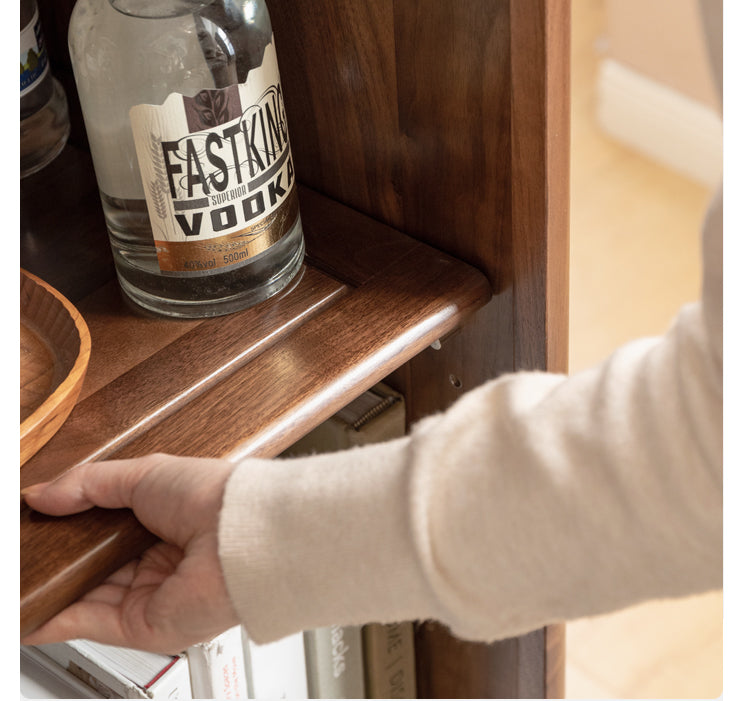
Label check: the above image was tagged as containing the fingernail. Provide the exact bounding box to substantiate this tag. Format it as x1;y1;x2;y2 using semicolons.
20;483;49;500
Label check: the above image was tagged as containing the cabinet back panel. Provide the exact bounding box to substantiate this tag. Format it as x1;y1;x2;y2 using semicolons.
268;0;513;290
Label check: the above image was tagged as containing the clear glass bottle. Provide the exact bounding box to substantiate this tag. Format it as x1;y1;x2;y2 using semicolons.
68;0;305;318
20;0;71;177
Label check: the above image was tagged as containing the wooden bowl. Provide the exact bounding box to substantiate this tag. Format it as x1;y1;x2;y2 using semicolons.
20;269;91;466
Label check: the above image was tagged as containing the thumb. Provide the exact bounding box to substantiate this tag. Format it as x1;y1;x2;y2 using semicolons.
21;458;151;516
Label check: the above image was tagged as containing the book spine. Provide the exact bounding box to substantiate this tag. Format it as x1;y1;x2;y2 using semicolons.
21;646;102;699
187;625;248;699
242;628;309;699
362;623;417;699
304;625;365;699
33;642;192;699
147;656;193;700
34;642;148;698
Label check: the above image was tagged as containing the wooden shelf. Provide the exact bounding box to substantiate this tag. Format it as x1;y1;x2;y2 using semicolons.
26;0;571;692
20;145;492;639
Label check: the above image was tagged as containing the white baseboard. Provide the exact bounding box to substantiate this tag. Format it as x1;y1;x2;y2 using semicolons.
596;58;722;188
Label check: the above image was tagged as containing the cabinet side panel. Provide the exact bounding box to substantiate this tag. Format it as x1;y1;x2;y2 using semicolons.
510;0;571;373
402;0;571;695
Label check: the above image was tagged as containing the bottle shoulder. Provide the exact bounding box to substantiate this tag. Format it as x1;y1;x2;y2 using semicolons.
20;0;37;31
69;1;274;97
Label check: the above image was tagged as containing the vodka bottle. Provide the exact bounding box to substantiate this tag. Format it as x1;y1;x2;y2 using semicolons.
68;0;305;318
20;0;70;177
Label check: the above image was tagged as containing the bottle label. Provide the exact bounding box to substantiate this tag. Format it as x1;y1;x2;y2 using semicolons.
130;39;299;276
20;8;50;97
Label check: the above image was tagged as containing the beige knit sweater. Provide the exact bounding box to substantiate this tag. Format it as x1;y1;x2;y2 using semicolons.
219;5;723;645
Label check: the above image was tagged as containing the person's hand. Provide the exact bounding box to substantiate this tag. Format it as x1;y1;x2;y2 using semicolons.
21;453;240;654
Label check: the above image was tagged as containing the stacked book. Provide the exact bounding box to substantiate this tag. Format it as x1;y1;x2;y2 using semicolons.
21;384;417;700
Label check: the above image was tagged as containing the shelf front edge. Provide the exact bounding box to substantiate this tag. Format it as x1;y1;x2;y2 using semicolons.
21;214;492;640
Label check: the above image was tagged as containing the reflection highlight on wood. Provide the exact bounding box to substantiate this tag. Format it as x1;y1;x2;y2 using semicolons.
20;179;492;639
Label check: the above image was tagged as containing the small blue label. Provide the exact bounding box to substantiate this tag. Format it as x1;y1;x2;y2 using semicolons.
20;12;49;95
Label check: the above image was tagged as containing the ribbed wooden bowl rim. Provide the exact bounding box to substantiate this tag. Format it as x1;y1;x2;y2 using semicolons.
20;269;91;464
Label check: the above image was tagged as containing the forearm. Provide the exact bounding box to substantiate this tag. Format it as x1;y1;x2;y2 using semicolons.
219;437;443;643
403;305;721;642
219;314;721;644
220;194;722;645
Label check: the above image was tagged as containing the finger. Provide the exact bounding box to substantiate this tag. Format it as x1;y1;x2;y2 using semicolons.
100;559;140;588
21;457;154;516
20;593;156;651
20;583;212;655
77;560;140;605
21;547;182;649
130;543;183;589
21;560;139;634
78;583;129;607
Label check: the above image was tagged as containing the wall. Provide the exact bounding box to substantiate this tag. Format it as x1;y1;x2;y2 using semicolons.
604;0;718;109
597;0;722;186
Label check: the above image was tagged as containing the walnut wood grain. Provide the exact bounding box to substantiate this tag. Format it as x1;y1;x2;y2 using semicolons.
27;1;569;696
414;624;550;699
545;624;567;699
20;266;348;490
20;508;158;645
20;196;492;640
509;0;571;374
74;281;201;402
106;240;491;463
268;0;513;291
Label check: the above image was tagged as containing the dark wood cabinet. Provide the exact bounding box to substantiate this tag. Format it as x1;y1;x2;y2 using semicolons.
22;1;570;696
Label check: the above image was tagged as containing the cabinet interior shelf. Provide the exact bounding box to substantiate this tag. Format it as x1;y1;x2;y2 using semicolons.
20;145;492;638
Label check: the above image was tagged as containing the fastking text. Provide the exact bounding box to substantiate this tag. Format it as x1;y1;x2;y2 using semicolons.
160;94;292;237
168;155;294;237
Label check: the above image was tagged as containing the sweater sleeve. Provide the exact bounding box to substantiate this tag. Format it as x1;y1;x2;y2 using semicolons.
219;189;722;645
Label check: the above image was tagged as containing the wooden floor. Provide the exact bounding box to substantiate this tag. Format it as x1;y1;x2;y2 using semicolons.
564;0;722;698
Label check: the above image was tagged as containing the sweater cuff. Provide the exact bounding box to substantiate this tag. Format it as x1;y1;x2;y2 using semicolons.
218;437;439;644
